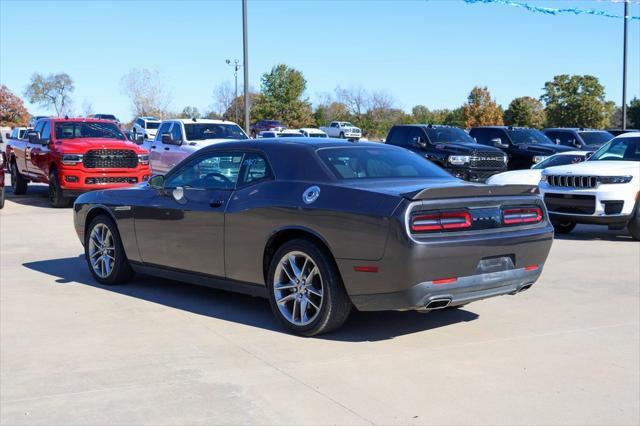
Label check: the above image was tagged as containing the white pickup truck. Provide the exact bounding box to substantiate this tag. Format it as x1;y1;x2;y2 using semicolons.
320;121;362;140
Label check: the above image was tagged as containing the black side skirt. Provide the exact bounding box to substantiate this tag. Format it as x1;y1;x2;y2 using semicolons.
130;261;268;298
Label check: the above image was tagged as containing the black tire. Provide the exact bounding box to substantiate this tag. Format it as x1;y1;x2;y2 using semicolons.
339;132;345;139
267;238;352;336
85;215;134;285
552;220;576;234
0;187;4;209
48;169;72;208
10;161;28;195
627;208;640;241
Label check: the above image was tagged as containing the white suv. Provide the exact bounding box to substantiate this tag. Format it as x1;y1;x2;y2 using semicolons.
539;132;640;239
132;116;162;140
146;119;248;174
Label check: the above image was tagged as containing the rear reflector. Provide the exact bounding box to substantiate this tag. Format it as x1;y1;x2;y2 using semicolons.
432;277;457;285
411;211;471;233
502;207;543;225
353;266;378;273
525;264;539;271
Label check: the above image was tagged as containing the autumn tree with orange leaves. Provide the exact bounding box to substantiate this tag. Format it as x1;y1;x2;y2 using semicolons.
463;86;504;128
0;85;30;127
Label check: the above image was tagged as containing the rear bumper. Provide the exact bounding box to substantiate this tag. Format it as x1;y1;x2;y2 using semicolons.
549;212;632;225
350;265;542;311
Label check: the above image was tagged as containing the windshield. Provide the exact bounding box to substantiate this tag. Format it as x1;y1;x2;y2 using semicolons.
184;123;248;141
507;129;554;145
54;122;125;140
279;132;301;138
590;137;640;162
532;153;586;169
578;131;613;145
425;127;475;144
318;146;452;180
309;133;328;138
146;122;161;129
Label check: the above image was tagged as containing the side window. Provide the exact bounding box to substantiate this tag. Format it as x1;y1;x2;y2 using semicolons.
387;127;409;146
470;129;489;145
33;120;45;136
156;122;171;142
135;119;143;127
40;121;51;141
331;122;338;128
239;153;271;186
408;127;426;144
553;132;575;146
171;123;183;143
489;129;508;144
165;152;244;190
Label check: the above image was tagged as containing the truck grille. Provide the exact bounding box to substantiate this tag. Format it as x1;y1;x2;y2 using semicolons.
547;175;598;188
544;193;596;215
85;176;138;184
469;152;506;169
83;150;138;169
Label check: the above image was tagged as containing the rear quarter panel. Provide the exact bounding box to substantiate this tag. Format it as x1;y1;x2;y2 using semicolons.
224;180;401;284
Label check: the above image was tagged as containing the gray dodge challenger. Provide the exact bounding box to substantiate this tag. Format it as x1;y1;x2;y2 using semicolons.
73;139;554;336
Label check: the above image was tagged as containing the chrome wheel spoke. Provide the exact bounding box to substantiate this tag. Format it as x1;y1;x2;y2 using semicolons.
274;282;296;291
307;286;322;297
300;297;309;322
288;255;302;278
277;293;296;305
306;297;320;311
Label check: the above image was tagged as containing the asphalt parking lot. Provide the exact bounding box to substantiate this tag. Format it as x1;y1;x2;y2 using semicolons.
1;182;639;426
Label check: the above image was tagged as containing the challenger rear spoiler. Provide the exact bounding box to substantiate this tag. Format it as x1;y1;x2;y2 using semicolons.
402;184;540;201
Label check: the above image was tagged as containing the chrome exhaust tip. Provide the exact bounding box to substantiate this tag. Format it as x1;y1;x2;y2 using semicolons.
425;298;452;310
518;283;534;293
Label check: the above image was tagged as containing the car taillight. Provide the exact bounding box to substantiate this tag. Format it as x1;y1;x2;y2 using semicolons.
411;211;471;233
502;207;543;225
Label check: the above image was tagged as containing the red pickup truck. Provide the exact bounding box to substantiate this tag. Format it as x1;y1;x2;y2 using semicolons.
5;117;150;207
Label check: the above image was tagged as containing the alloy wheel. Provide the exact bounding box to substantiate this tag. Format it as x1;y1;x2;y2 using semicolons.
273;251;324;326
88;223;115;279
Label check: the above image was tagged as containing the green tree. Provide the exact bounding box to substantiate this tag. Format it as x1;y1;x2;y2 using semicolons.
628;97;640;129
0;85;30;127
256;64;313;127
463;86;504;128
314;101;350;127
443;107;466;127
223;93;262;129
541;74;614;128
180;106;201;119
504;96;546;128
23;72;74;116
411;105;432;123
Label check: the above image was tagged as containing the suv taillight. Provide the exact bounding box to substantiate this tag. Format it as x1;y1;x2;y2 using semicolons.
502;207;542;225
411;211;471;233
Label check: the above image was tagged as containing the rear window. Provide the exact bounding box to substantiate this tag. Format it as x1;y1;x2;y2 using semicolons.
54;122;125;140
317;146;451;180
146;122;161;129
578;131;613;145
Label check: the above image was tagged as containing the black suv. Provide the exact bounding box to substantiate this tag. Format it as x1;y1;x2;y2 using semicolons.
385;125;507;181
542;128;613;151
469;126;574;170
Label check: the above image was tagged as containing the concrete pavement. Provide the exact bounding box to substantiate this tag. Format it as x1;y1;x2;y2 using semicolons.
1;184;639;425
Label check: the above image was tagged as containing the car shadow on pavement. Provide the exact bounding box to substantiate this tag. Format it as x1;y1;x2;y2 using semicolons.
23;255;479;342
554;224;635;242
3;182;62;209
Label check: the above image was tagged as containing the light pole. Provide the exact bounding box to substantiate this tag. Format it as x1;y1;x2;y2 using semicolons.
226;59;241;123
242;0;250;134
622;0;629;130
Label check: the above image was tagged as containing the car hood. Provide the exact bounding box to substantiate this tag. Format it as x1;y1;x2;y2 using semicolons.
57;138;145;153
335;178;538;200
432;142;504;155
517;143;574;155
543;160;640;176
486;169;542;186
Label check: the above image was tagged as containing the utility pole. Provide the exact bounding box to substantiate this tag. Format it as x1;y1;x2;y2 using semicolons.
242;0;250;134
622;0;629;130
225;59;241;123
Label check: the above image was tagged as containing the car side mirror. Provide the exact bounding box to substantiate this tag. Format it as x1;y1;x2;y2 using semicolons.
491;138;508;149
161;133;173;145
148;174;165;190
28;131;40;144
135;134;144;144
412;136;427;148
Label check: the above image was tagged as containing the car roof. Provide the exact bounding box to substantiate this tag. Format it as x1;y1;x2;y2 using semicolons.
543;128;611;132
299;127;325;132
553;150;590;155
163;118;240;125
139;116;161;121
614;131;640;139
49;117;119;124
198;137;382;152
471;126;534;130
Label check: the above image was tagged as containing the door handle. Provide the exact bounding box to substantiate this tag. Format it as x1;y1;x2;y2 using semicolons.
209;200;224;208
150;145;156;149
164;147;170;151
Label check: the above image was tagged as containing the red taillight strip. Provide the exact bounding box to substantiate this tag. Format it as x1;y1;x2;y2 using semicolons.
433;277;457;285
411;211;471;233
502;207;542;225
525;264;539;271
353;266;378;273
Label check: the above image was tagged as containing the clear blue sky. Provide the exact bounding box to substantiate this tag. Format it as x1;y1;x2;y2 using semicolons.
1;0;638;121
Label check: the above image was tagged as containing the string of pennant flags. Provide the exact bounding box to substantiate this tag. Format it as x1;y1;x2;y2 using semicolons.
463;0;640;20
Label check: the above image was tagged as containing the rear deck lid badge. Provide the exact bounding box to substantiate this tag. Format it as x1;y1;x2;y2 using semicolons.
302;186;320;204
